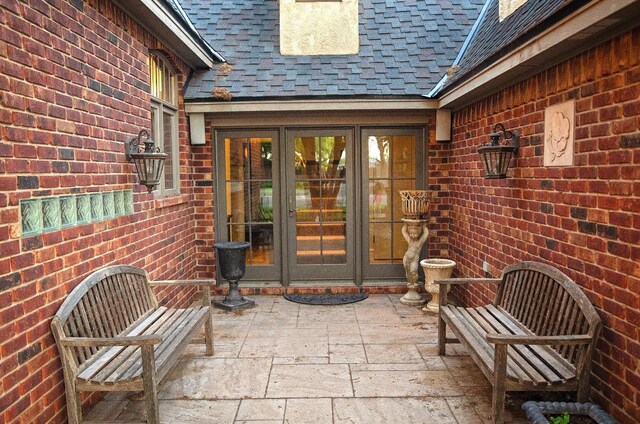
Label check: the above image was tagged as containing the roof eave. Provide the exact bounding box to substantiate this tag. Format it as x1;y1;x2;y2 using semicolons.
113;0;223;69
184;97;439;114
436;0;640;110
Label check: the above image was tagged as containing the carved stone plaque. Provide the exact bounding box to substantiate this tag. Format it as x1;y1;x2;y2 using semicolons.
544;100;575;167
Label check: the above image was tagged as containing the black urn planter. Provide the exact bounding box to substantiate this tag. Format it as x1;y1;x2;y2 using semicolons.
213;241;255;311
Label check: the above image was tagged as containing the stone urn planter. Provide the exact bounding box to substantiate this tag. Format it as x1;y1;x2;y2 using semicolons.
213;241;255;311
399;190;430;219
522;401;618;424
420;258;456;313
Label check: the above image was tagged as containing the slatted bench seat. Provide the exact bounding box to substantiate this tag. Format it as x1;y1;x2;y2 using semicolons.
51;265;214;424
436;261;601;424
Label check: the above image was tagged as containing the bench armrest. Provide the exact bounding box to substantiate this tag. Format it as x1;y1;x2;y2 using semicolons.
485;333;593;346
435;278;501;285
150;279;214;308
149;279;216;287
60;334;162;347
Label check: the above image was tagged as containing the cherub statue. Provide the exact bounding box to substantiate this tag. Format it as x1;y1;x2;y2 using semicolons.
402;221;429;288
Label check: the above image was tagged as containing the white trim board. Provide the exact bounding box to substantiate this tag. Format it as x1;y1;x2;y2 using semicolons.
185;98;439;114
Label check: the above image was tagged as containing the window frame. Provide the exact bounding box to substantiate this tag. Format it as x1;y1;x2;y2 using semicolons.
149;52;180;197
360;127;427;280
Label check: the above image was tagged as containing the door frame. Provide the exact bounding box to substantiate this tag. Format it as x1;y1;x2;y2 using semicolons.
359;127;427;281
213;128;282;282
211;114;430;286
284;127;355;283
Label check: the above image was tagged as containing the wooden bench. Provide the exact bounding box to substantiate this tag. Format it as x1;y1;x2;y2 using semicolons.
51;265;214;424
436;261;601;424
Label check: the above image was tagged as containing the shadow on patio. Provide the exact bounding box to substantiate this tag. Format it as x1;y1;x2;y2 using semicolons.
85;295;533;423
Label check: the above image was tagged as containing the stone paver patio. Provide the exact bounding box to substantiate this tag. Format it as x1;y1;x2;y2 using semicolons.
86;295;532;423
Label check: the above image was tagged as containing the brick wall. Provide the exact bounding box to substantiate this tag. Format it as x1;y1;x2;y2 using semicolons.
191;123;215;278
0;1;203;422
443;28;640;423
427;117;453;260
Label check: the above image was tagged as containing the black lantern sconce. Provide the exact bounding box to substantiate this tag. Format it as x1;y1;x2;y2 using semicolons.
477;123;520;179
125;129;167;193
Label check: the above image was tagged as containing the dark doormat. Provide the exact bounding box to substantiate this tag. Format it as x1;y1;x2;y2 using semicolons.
283;292;368;305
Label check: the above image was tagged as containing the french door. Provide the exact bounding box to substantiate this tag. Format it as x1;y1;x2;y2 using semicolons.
214;126;424;285
286;129;354;282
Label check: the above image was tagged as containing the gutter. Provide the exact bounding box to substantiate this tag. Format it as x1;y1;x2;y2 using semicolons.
436;0;640;109
113;0;224;69
164;0;225;62
425;0;492;99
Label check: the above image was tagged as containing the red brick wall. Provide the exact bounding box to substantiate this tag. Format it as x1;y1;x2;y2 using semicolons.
427;117;453;260
0;1;202;422
191;122;215;278
443;28;640;423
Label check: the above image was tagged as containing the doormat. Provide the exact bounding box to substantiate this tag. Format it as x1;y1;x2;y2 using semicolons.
283;292;368;305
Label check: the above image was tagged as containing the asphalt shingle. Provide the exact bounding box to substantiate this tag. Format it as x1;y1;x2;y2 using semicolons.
179;0;485;101
441;0;583;93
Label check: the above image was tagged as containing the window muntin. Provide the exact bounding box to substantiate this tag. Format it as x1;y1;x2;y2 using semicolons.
367;134;418;264
224;136;275;265
149;53;177;104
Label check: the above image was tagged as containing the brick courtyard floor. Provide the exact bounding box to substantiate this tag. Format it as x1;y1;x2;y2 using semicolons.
86;294;534;423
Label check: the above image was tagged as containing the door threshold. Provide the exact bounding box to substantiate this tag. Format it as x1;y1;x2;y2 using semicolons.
211;281;411;295
229;280;408;288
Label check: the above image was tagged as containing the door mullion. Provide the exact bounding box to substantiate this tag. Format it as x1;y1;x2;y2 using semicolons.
280;127;290;286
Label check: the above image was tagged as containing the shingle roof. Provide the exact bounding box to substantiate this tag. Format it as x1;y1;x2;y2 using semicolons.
179;0;485;101
438;0;585;95
162;0;225;62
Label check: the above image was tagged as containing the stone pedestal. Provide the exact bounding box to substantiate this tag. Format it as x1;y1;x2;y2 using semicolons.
421;258;456;313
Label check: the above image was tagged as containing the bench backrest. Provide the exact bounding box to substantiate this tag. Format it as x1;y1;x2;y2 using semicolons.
495;262;601;367
51;265;158;367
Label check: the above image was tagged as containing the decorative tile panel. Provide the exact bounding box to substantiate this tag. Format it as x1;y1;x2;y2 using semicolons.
76;195;91;223
20;190;136;237
124;190;134;214
103;192;115;218
61;196;77;227
114;191;124;216
21;199;43;236
42;198;61;231
90;193;104;221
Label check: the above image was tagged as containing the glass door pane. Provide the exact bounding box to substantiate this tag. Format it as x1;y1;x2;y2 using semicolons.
362;129;425;279
287;130;353;282
215;130;280;281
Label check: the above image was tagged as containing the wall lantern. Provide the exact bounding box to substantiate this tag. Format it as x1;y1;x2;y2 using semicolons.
478;123;520;179
125;129;167;193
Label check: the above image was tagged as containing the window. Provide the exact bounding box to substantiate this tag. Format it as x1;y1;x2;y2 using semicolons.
149;52;179;196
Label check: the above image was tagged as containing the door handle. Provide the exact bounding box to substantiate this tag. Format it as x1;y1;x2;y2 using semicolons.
288;195;295;217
